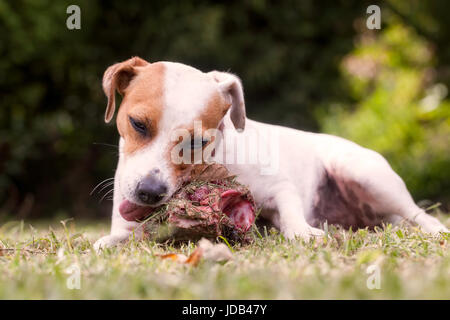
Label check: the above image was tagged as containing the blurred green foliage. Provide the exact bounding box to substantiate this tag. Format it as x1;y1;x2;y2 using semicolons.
0;0;449;218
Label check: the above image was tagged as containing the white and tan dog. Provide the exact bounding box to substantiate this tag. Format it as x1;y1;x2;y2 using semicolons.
94;57;448;250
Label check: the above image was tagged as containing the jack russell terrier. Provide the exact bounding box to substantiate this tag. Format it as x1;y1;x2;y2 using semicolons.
94;57;448;250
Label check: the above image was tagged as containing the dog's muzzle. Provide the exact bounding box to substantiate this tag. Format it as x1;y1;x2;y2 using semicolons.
136;175;168;205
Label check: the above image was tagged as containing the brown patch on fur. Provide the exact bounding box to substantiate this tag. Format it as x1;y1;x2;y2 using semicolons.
163;137;192;193
103;57;149;122
346;186;358;203
167;91;230;187
363;203;375;220
116;62;165;155
197;91;230;130
311;171;383;230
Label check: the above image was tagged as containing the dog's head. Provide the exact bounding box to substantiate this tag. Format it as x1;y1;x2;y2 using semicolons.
102;57;245;207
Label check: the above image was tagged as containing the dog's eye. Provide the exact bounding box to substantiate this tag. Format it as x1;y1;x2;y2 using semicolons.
129;116;147;135
191;138;209;149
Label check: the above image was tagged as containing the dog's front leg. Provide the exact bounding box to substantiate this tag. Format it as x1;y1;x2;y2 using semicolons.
93;178;143;251
93;218;142;251
274;183;324;241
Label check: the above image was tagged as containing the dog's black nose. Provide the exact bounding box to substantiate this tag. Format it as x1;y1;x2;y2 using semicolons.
136;176;167;205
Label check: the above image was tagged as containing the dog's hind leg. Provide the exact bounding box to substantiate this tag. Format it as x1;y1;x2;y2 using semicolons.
334;149;448;234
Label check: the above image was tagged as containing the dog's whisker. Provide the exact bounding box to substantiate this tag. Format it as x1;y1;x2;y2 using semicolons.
97;181;115;195
93;142;118;149
91;177;114;193
99;188;114;203
90;178;114;195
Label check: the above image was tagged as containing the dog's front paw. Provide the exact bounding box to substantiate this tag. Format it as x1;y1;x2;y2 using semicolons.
93;234;127;252
282;225;325;241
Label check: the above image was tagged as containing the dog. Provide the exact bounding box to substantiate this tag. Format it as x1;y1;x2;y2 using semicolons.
94;57;448;250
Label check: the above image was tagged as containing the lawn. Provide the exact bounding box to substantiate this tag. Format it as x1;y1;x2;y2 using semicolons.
0;212;449;299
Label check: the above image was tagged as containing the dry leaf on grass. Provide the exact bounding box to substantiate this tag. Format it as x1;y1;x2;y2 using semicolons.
197;238;233;262
184;247;203;266
155;253;188;263
155;238;233;266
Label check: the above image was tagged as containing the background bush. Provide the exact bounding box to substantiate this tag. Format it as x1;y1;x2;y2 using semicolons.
0;0;449;220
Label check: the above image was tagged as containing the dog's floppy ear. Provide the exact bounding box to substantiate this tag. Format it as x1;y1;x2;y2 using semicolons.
208;71;246;132
102;57;149;123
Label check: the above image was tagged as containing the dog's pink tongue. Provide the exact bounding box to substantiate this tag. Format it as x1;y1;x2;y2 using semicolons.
119;200;153;222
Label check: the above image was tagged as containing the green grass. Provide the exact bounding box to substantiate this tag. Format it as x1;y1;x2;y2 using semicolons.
0;213;449;299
